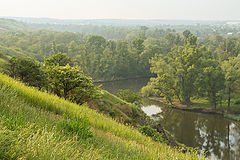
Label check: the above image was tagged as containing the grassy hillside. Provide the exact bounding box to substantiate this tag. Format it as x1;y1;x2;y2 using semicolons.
0;73;205;159
88;90;146;125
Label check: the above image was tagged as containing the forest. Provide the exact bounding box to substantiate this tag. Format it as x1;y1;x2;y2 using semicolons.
0;18;240;110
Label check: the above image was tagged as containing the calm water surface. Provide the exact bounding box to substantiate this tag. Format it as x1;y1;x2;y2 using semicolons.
98;78;240;160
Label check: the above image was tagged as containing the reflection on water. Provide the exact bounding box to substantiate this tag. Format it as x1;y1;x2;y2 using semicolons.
99;78;240;160
141;105;163;121
142;99;240;160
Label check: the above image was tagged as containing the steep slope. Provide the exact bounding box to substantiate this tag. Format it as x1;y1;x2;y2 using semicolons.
0;73;205;159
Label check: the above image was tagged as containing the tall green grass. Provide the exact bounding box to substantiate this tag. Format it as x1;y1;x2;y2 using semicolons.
0;73;206;159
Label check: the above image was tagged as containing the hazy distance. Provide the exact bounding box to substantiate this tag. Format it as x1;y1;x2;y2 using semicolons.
0;0;240;20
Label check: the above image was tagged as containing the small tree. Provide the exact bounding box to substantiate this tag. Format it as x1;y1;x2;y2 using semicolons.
47;64;95;104
6;57;46;89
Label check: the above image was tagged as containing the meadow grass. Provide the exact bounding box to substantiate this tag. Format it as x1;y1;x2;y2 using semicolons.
0;73;205;159
92;90;144;124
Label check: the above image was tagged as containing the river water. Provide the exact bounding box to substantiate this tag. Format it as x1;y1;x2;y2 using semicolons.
98;78;240;160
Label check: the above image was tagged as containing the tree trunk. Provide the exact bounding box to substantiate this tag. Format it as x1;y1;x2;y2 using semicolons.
186;97;191;107
213;93;216;110
214;101;217;110
220;96;222;108
228;87;231;109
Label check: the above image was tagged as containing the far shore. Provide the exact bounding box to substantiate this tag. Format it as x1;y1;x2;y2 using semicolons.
148;97;240;122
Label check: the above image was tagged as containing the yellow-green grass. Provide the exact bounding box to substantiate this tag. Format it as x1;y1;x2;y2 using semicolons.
90;90;145;124
0;73;205;159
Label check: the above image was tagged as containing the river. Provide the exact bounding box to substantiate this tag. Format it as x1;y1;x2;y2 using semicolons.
98;78;240;160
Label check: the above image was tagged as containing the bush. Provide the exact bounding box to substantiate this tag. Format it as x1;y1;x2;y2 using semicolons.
139;125;164;143
117;89;141;103
109;111;116;117
141;85;155;97
234;98;240;105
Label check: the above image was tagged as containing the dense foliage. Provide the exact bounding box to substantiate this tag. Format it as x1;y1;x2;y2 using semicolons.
4;53;96;105
142;32;240;109
0;18;240;109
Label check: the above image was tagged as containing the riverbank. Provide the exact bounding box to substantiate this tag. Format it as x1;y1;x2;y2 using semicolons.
148;97;240;122
88;90;183;148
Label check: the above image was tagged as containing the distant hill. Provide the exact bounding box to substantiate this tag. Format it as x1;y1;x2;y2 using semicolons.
8;17;226;26
0;18;31;31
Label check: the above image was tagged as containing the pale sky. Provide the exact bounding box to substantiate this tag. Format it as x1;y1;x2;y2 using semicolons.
0;0;240;20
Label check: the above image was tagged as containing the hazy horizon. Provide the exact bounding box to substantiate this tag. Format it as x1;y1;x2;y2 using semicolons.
2;16;236;21
1;0;240;21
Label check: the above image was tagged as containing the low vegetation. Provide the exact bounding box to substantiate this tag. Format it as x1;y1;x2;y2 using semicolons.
117;89;142;104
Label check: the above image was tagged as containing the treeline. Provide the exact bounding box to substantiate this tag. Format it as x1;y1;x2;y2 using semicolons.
0;28;240;84
0;29;179;80
31;23;240;38
142;31;240;109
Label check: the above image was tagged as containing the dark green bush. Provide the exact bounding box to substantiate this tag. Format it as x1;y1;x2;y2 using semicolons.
117;89;141;103
234;98;240;105
109;111;116;117
139;125;164;143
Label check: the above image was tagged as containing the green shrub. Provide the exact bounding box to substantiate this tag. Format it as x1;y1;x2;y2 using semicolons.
234;98;240;105
118;89;141;103
109;111;116;117
141;85;155;97
139;125;164;143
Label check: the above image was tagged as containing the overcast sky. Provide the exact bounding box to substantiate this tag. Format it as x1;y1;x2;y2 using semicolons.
1;0;239;20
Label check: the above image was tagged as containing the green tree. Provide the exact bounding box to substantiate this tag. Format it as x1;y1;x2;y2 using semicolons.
7;57;46;89
167;35;202;106
183;30;193;39
148;54;180;104
44;52;71;67
132;37;145;55
47;64;95;103
197;59;225;108
217;37;240;60
86;35;106;54
67;41;79;57
221;56;240;108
